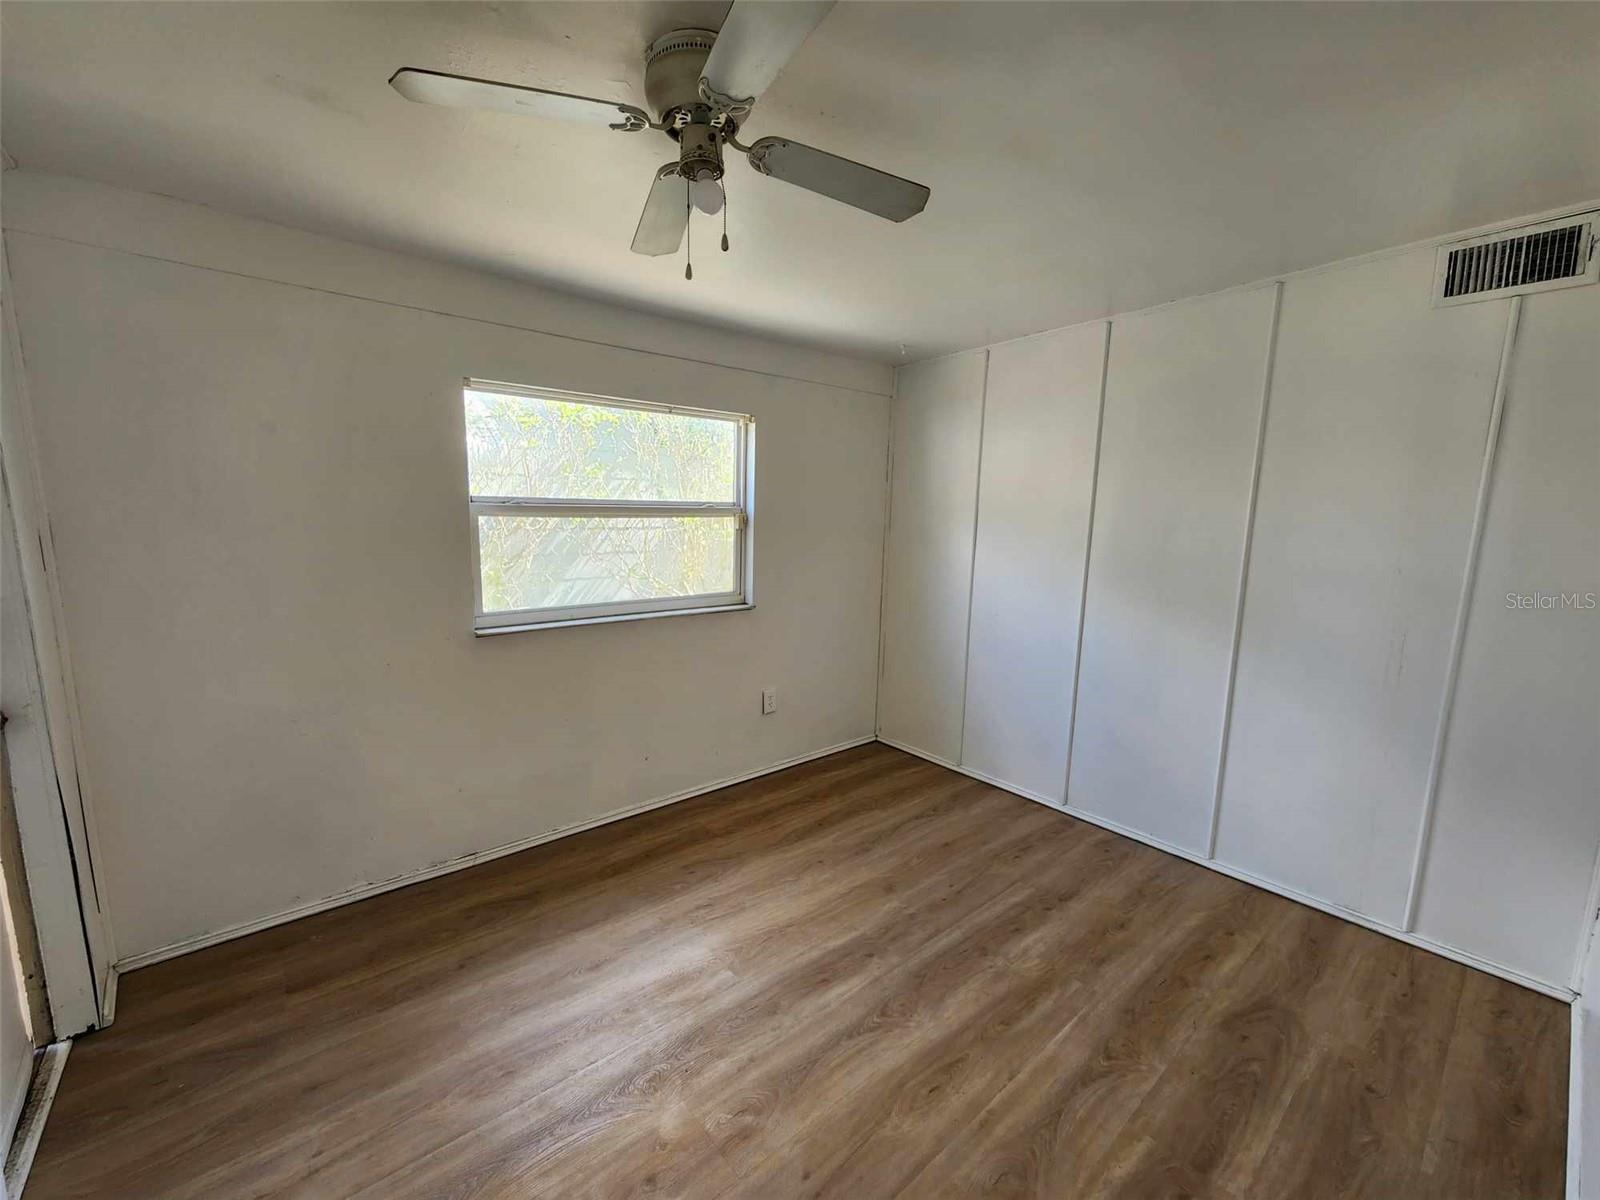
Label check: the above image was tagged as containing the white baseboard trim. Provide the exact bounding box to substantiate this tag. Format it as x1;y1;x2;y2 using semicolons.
111;727;1575;1002
875;735;960;771
115;735;877;974
876;736;1575;1002
3;1040;69;1198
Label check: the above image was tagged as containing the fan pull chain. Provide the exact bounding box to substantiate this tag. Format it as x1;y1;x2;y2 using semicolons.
721;182;730;252
684;179;693;281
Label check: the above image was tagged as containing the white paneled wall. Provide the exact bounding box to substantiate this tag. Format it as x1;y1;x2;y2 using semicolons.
878;213;1600;995
1216;249;1509;925
1068;287;1277;853
961;325;1107;800
878;352;987;762
1411;282;1600;987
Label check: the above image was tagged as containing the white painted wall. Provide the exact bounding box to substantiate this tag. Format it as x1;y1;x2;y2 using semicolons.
1069;287;1276;853
2;170;892;964
880;209;1600;994
1216;249;1507;926
0;172;888;399
960;325;1106;801
1411;282;1600;986
877;351;986;764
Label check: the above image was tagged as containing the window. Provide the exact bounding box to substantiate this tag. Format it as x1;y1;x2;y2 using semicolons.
464;380;753;633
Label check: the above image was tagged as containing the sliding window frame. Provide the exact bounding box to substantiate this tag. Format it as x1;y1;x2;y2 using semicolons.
465;380;755;634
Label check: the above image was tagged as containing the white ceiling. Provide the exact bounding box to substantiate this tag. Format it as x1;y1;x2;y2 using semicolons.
3;2;1597;362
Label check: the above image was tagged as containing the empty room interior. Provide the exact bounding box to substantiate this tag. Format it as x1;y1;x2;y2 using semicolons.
1;2;1598;1197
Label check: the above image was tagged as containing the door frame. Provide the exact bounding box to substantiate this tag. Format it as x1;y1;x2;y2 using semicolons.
1;237;113;1035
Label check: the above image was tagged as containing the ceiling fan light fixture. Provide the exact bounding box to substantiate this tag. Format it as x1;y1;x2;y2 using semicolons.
690;176;725;216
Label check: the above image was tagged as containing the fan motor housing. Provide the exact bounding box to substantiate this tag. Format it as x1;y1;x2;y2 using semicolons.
677;123;724;182
644;29;716;124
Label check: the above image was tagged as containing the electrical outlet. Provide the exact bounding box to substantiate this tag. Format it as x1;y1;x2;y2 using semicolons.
761;687;778;715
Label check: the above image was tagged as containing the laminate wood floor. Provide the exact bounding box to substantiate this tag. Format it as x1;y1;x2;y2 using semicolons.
27;744;1568;1198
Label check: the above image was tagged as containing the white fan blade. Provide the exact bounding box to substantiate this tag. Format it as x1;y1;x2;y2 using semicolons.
700;1;834;109
745;136;930;222
389;68;649;130
632;166;689;256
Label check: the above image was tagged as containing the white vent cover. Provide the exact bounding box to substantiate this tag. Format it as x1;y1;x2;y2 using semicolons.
1434;213;1597;306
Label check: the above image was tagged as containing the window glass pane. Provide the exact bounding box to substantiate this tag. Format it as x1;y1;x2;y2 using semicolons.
466;389;738;503
478;514;739;613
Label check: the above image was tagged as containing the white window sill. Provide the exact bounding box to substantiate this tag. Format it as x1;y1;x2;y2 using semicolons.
474;602;755;636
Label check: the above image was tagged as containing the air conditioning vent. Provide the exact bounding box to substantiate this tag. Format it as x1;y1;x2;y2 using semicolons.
1434;214;1597;306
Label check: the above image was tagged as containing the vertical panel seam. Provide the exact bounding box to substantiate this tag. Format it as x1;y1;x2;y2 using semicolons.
1061;321;1113;808
955;351;990;766
1402;294;1523;932
1206;282;1284;859
873;370;898;737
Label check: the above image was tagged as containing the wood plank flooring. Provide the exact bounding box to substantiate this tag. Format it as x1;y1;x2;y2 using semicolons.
26;744;1568;1198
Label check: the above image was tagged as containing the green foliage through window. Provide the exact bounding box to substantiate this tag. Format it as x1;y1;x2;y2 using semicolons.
466;389;736;503
465;386;749;621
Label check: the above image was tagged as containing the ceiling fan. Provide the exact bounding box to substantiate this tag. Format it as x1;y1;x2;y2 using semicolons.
389;1;930;277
